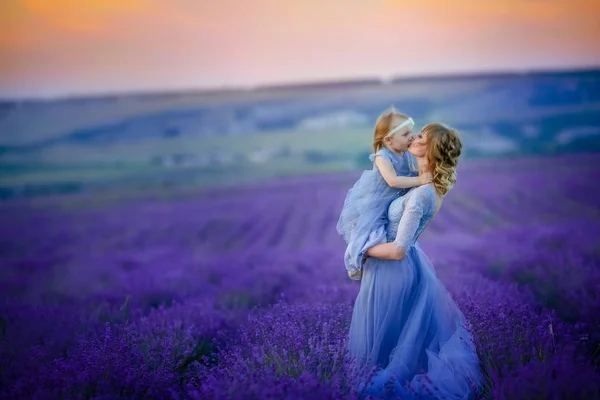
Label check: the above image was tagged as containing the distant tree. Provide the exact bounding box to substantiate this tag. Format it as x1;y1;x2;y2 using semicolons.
354;151;372;170
561;135;600;153
163;127;181;138
303;150;329;164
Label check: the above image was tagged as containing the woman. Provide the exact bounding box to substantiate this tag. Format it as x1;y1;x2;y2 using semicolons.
348;123;482;399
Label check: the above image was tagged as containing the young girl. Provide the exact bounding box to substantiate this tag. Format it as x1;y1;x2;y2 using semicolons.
337;109;432;280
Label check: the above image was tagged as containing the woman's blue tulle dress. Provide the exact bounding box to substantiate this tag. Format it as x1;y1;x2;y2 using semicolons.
348;185;482;399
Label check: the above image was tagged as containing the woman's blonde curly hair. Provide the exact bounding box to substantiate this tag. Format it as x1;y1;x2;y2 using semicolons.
421;123;462;196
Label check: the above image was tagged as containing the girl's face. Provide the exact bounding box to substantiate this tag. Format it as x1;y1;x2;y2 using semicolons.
385;120;413;152
408;130;428;157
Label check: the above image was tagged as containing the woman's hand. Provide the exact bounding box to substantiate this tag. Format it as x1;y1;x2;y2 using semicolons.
366;242;406;261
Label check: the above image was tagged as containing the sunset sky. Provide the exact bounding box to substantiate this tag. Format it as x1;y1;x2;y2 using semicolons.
1;0;600;99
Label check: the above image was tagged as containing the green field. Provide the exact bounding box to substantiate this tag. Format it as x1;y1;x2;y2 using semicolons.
0;127;369;188
1;70;599;200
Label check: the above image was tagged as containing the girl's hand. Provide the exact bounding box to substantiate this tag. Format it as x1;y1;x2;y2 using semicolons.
419;172;433;185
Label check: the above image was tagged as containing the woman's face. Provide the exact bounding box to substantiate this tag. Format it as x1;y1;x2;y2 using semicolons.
408;130;428;157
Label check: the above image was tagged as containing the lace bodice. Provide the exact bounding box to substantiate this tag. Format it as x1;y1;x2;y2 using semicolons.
387;185;436;248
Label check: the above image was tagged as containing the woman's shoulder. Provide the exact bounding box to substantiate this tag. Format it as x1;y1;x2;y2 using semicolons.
407;185;436;205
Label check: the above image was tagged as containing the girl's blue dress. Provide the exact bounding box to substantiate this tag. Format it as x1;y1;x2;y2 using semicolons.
337;148;417;279
348;185;482;399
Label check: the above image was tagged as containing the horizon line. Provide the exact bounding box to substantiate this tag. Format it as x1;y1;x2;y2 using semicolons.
2;64;600;103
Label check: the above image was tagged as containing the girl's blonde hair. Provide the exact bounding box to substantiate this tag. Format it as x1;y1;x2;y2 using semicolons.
372;109;412;153
421;123;462;196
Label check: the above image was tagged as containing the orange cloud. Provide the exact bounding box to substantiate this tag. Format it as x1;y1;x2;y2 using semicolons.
1;0;599;98
18;0;148;31
384;0;598;21
381;0;600;53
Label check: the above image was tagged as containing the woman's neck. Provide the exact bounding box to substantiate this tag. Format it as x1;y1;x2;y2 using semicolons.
416;155;443;212
415;156;431;174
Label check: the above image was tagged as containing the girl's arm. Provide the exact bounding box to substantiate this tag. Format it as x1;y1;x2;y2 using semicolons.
375;156;431;189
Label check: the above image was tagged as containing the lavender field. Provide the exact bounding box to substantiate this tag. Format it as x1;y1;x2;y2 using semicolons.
0;151;599;399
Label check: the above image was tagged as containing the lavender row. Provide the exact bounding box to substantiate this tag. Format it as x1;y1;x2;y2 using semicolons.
456;221;600;359
4;268;597;399
1;153;599;398
191;269;599;400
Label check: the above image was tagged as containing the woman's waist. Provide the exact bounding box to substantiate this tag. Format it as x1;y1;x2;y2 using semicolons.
385;237;421;248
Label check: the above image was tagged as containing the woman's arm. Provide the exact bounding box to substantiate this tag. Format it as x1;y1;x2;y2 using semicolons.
365;188;430;262
366;242;406;260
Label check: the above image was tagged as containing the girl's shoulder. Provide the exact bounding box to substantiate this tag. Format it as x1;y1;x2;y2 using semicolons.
369;147;399;164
